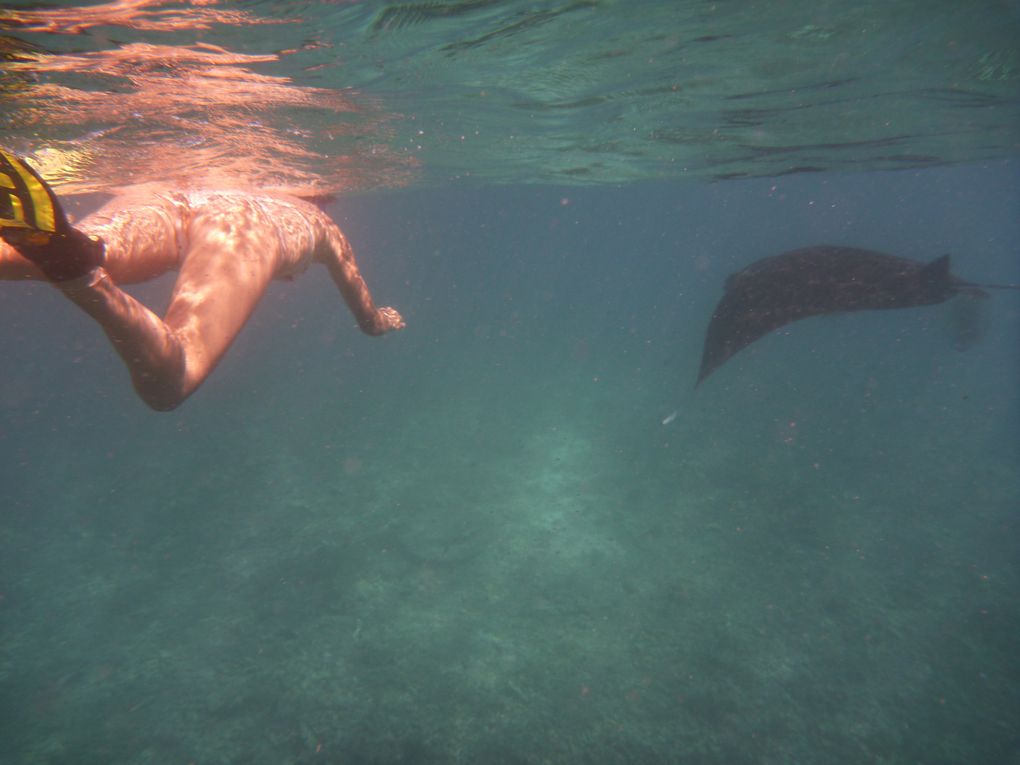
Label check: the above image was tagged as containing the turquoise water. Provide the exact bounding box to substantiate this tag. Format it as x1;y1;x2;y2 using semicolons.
3;1;1019;190
3;166;1018;764
2;2;1020;764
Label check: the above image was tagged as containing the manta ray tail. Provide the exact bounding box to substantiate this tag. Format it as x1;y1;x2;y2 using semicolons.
943;253;1020;292
963;281;1020;292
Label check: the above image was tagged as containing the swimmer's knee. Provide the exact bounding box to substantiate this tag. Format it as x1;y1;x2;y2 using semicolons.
132;376;187;412
137;388;185;412
144;394;184;412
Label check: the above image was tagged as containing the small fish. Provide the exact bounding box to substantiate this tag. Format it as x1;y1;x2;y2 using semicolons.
662;410;678;426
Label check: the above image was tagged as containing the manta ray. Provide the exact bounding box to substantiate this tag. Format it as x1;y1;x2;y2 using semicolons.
697;245;1020;385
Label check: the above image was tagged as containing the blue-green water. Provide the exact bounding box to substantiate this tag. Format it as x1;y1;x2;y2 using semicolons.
2;2;1020;763
3;0;1020;191
3;166;1018;764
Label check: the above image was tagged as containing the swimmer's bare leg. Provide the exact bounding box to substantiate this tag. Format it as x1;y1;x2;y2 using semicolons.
58;271;189;409
0;242;45;279
58;210;280;411
1;196;182;284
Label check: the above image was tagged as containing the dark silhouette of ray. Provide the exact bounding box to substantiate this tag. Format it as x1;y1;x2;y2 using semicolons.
697;245;1020;385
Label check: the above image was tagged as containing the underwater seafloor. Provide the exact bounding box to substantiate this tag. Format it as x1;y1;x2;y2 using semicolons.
1;165;1018;764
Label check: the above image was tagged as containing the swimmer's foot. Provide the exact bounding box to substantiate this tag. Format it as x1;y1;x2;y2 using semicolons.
0;148;105;281
2;225;105;282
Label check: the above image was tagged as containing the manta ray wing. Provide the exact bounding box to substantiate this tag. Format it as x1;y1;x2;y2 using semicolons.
696;246;963;385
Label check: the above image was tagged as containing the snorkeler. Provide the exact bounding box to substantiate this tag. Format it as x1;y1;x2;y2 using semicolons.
0;149;405;411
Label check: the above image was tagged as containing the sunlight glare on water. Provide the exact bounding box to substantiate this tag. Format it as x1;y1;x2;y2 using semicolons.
1;0;1018;193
